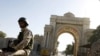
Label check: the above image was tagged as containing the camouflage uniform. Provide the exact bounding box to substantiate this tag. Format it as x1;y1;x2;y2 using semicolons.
7;28;34;56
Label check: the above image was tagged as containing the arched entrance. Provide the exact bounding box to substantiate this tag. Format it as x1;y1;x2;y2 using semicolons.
55;26;79;56
57;33;75;56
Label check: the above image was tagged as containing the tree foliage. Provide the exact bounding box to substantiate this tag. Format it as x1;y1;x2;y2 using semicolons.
88;25;100;44
64;43;74;56
0;31;6;38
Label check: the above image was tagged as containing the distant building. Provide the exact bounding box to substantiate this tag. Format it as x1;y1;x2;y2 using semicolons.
0;37;16;49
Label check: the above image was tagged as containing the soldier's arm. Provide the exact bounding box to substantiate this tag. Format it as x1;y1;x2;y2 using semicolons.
14;31;32;50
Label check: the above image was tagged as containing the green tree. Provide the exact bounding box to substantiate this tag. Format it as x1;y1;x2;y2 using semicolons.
64;44;74;56
0;31;6;38
88;25;100;44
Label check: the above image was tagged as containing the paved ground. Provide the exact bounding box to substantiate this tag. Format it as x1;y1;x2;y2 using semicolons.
30;51;40;56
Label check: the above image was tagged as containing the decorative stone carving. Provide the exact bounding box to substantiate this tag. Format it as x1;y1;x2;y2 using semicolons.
64;12;75;17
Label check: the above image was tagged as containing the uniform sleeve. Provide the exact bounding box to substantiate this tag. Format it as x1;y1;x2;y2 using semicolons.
14;31;32;50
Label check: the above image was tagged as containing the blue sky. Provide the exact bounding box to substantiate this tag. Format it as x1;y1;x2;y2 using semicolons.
0;0;100;51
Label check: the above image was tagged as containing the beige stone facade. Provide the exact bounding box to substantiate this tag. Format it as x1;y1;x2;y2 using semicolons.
43;12;93;56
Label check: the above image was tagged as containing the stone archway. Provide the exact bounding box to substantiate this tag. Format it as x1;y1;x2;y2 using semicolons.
56;25;79;56
43;12;90;56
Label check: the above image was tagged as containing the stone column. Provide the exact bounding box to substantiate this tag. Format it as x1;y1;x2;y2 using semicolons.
44;32;48;48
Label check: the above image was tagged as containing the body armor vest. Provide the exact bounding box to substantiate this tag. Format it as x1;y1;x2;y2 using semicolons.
17;32;33;50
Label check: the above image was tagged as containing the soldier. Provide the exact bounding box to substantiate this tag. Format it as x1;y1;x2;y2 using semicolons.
3;17;34;56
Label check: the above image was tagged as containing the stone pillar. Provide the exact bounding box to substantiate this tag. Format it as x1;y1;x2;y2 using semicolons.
45;32;50;48
43;25;53;56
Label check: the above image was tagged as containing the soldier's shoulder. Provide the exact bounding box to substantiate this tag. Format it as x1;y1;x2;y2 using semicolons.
26;28;33;35
26;28;32;32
